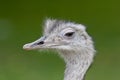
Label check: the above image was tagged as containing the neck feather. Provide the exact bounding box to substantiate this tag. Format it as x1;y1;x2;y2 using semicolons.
59;49;95;80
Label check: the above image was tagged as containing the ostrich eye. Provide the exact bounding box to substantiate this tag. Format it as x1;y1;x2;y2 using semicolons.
64;32;75;37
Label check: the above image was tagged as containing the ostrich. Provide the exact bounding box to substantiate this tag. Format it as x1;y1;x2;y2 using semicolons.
23;19;96;80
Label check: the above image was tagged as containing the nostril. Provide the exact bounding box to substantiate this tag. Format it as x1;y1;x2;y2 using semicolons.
37;41;44;45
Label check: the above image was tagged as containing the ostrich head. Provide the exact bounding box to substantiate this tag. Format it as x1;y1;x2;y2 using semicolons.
23;19;95;80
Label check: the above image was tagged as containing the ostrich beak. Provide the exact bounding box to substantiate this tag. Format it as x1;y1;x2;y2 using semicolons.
23;36;46;50
23;35;66;50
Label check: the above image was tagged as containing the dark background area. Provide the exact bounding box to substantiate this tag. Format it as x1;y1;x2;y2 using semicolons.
0;0;120;80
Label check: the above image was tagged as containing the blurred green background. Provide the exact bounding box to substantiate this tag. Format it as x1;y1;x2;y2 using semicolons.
0;0;120;80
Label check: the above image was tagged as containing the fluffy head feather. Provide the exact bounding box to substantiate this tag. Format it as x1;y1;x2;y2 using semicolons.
23;19;93;51
23;19;96;80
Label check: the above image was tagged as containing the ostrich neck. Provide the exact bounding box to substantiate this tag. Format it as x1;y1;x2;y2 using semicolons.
59;50;94;80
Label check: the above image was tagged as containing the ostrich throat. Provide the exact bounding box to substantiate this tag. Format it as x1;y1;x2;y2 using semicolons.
59;50;93;80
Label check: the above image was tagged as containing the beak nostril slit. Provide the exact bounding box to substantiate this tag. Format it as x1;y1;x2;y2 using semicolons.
37;41;44;45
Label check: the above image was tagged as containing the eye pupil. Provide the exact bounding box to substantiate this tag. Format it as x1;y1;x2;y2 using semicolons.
65;32;74;37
